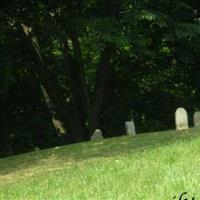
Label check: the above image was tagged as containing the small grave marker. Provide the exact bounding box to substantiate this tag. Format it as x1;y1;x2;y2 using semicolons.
193;111;200;128
90;129;104;141
125;120;136;135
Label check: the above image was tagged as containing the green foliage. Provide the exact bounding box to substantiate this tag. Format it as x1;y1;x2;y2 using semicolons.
0;0;200;156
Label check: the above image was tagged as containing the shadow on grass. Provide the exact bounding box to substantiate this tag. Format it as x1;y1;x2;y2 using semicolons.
0;128;200;176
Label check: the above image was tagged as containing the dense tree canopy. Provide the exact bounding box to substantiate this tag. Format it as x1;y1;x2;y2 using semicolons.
0;0;200;157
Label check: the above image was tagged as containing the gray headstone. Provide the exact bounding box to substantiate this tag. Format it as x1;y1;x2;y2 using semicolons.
125;120;136;135
193;111;200;128
175;107;189;130
90;129;104;141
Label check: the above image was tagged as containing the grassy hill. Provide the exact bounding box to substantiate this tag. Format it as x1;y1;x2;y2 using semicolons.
1;129;200;200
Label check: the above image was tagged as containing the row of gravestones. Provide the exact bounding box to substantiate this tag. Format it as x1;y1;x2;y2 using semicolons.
90;107;200;141
90;120;137;141
175;108;200;130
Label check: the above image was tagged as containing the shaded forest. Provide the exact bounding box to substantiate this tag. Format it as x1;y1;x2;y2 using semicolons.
0;0;200;157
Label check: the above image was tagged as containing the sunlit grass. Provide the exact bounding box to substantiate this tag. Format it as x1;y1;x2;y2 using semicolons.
1;128;200;199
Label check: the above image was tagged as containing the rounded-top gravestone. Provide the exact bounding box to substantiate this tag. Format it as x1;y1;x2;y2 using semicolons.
175;107;189;130
193;111;200;128
90;129;104;141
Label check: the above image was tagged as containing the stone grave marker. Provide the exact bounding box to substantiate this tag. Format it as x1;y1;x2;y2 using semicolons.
125;120;136;135
90;129;104;141
193;111;200;128
175;107;189;130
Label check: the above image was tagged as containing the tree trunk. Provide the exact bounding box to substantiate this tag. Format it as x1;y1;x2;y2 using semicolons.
67;40;115;136
20;24;88;142
91;44;115;133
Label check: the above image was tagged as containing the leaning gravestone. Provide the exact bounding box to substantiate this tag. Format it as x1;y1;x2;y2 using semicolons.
90;129;104;141
175;107;189;130
193;111;200;128
125;120;136;135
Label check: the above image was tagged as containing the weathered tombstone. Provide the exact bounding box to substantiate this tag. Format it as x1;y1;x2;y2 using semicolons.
193;111;200;128
175;107;189;130
125;120;136;135
90;129;104;141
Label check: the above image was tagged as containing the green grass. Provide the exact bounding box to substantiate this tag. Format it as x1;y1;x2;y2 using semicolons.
1;128;200;200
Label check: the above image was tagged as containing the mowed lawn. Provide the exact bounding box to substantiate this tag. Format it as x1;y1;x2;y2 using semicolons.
1;129;200;200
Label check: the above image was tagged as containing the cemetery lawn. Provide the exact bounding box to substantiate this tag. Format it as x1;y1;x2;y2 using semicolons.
1;129;200;200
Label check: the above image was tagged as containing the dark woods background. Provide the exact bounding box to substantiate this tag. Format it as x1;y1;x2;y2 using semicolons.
0;0;200;157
